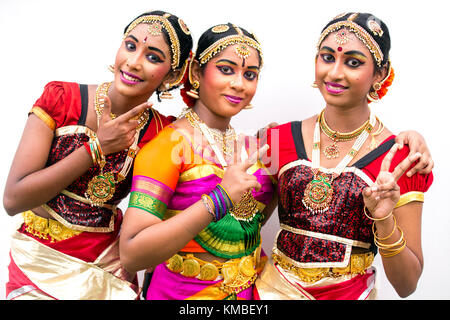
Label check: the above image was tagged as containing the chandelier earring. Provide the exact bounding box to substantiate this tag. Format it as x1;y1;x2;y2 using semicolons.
367;82;382;102
187;80;200;99
160;83;174;100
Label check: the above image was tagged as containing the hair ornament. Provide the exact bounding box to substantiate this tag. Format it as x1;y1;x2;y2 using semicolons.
179;18;191;35
124;14;181;70
147;21;164;36
317;19;383;67
212;24;230;33
334;29;350;45
367;18;384;37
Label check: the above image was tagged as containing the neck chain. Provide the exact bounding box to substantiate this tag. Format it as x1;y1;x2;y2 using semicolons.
302;110;376;214
85;82;150;206
319;109;372;159
183;108;236;167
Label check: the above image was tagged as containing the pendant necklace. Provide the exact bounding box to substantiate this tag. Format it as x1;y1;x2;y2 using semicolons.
302;109;376;214
85;82;150;206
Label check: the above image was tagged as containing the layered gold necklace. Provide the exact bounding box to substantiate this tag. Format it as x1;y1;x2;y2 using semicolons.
183;108;236;164
319;109;372;159
85;82;150;206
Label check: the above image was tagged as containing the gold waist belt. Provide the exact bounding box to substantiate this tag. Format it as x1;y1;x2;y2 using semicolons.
22;210;82;242
272;251;374;283
166;251;259;295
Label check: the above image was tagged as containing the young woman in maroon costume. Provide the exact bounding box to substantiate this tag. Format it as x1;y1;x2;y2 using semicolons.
3;10;193;300
255;12;433;299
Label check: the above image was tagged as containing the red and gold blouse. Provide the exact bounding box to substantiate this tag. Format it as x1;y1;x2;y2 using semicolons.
266;121;433;268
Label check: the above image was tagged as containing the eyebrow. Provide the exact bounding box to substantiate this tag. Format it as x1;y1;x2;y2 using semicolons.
126;35;166;59
344;50;367;59
216;58;260;70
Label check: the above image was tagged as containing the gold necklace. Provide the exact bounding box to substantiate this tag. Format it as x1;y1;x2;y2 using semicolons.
184;108;236;162
85;82;150;206
319;110;371;159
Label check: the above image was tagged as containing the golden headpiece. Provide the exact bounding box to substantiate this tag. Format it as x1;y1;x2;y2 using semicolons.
197;24;263;67
317;13;386;67
123;14;182;71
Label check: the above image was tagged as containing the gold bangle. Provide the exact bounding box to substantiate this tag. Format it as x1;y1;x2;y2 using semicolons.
364;206;393;221
372;215;397;241
374;225;405;250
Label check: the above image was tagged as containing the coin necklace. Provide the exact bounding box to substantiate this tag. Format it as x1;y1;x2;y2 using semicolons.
85;82;150;206
302;110;376;214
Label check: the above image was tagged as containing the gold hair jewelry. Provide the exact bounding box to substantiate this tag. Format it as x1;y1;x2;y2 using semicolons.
212;24;230;33
124;15;181;70
367;19;384;37
178;18;191;35
317;20;383;67
334;28;350;45
198;27;263;67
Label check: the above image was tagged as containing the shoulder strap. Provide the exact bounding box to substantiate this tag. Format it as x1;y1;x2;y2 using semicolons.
77;84;88;125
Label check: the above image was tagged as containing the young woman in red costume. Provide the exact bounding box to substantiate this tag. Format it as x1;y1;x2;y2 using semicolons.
255;12;433;300
3;10;193;300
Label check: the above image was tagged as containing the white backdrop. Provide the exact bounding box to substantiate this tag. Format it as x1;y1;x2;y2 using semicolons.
0;0;448;300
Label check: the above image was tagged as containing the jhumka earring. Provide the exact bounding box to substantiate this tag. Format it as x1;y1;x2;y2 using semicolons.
187;80;200;99
367;82;382;102
160;83;174;100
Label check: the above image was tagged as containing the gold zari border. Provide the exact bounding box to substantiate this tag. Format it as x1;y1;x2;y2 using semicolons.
395;191;424;208
30;106;56;131
10;231;138;299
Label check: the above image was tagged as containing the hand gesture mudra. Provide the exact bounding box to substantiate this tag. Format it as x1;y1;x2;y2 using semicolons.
363;143;422;219
220;144;269;204
96;96;151;155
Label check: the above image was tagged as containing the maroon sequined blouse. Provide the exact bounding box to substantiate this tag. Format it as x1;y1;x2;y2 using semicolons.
266;121;433;268
31;81;175;232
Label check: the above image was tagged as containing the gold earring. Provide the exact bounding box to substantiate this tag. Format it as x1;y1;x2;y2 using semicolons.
244;104;253;109
160;83;174;99
311;81;318;88
367;82;381;102
187;80;200;99
108;65;115;73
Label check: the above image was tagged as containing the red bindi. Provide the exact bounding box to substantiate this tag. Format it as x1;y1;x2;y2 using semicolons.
337;46;343;52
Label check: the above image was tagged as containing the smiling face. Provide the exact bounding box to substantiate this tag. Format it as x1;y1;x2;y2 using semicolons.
194;44;260;118
113;23;174;99
315;28;384;108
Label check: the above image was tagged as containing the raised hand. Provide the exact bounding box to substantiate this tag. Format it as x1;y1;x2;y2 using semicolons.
96;96;151;155
363;143;421;219
220;144;269;204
